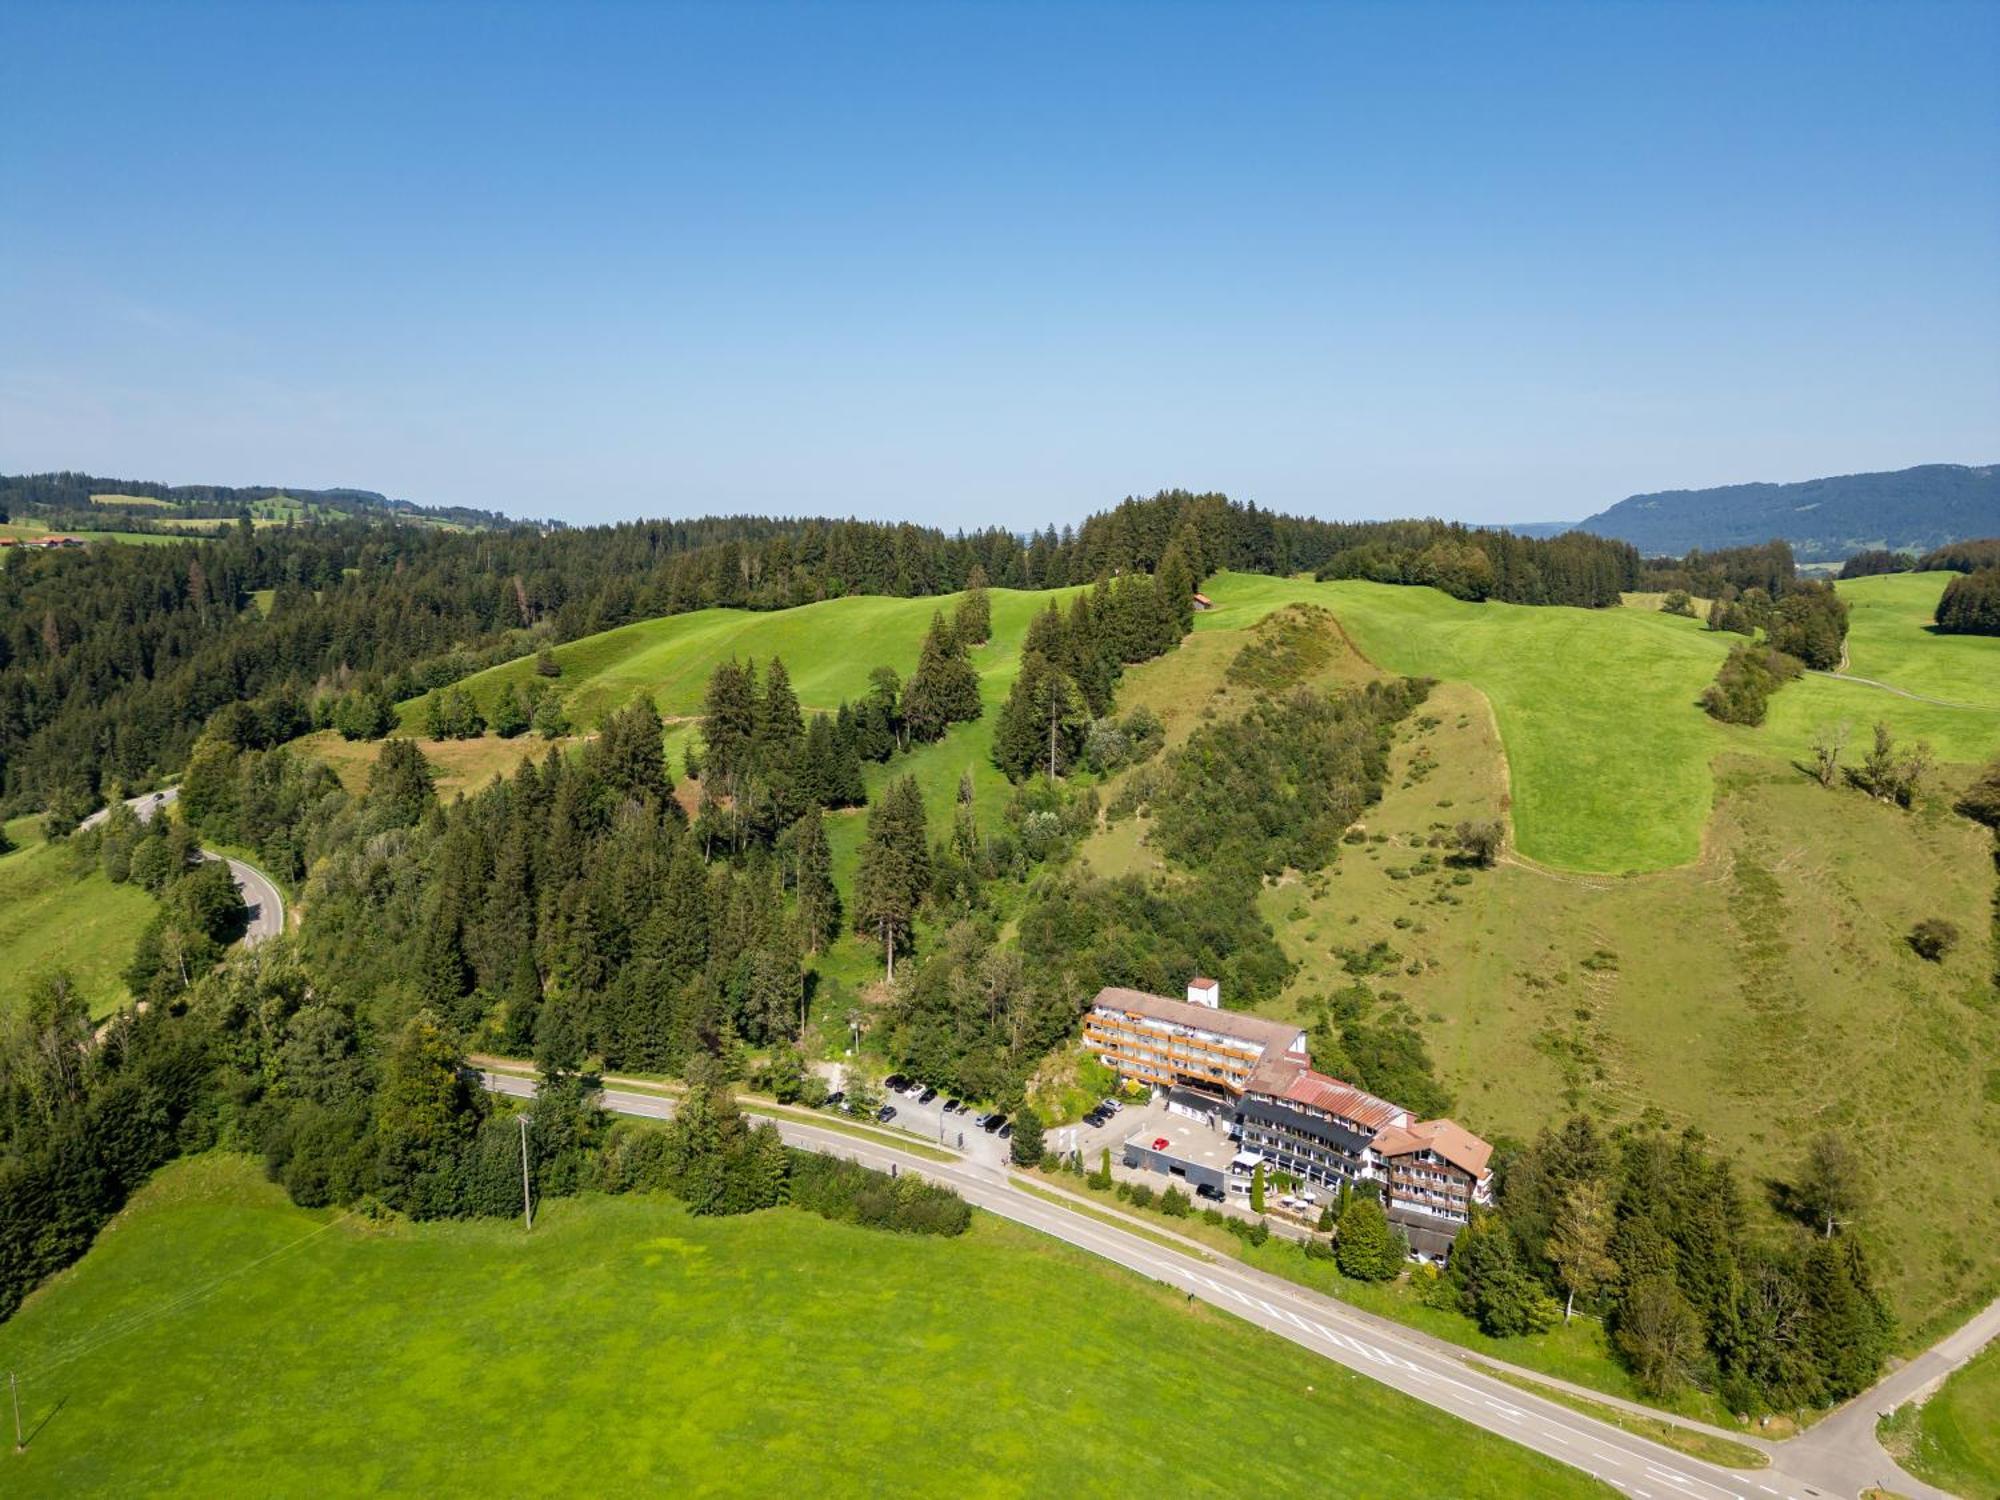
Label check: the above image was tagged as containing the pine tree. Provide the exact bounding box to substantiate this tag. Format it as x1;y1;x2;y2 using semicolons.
792;805;841;954
855;775;931;977
992;651;1085;782
756;657;805;764
955;563;992;645
901;613;982;743
702;658;759;786
592;696;671;809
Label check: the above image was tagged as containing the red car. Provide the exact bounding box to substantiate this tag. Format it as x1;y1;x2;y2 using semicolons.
1152;1136;1170;1151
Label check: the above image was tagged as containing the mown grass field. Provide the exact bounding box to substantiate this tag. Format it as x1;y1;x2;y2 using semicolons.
1819;570;1999;706
0;817;153;1019
1087;589;2000;1346
0;1155;1610;1499
1880;1336;2000;1498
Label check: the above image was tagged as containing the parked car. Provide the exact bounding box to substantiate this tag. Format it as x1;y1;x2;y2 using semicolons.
971;1113;993;1129
918;1086;938;1103
1083;1110;1108;1127
1196;1183;1224;1202
822;1091;845;1110
876;1105;898;1123
1100;1098;1123;1113
942;1099;963;1114
984;1114;1008;1134
998;1123;1013;1139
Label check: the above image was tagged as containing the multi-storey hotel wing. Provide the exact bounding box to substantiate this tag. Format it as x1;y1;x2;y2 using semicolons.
1085;979;1493;1259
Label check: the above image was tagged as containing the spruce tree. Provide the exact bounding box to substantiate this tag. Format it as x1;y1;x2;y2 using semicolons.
702;658;759;786
992;652;1085;782
901;613;982;743
855;775;930;977
792;805;841;954
955;563;992;645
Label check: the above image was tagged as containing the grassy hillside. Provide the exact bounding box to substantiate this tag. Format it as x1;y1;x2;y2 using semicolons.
1187;571;1998;873
1880;1337;2000;1498
1823;570;2000;706
1086;587;2000;1343
0;819;153;1019
0;1154;1609;1499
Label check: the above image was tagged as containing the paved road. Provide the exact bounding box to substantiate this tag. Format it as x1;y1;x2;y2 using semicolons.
487;1071;1972;1500
78;785;284;947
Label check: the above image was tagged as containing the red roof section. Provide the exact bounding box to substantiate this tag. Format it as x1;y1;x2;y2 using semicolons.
1285;1070;1407;1132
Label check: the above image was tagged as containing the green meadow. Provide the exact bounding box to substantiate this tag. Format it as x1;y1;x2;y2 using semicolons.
1880;1336;2000;1499
0;818;153;1019
0;1154;1608;1499
1186;571;1999;873
1821;569;1999;706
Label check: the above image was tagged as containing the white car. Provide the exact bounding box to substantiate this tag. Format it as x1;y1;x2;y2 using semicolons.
903;1083;927;1099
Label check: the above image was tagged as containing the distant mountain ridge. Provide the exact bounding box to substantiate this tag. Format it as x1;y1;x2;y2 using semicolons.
1519;463;1998;561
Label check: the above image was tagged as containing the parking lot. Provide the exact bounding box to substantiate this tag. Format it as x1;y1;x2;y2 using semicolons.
860;1080;1013;1171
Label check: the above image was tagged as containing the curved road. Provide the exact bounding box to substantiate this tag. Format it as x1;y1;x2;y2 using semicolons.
486;1072;1979;1500
78;786;285;947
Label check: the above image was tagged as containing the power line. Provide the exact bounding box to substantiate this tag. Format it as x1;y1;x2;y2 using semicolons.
6;1210;352;1389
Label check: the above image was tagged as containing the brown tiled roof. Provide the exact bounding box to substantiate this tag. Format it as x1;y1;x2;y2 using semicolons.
1371;1118;1493;1178
1089;986;1305;1053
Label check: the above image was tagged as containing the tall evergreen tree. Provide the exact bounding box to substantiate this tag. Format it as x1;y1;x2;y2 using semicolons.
992;651;1086;782
900;613;982;743
855;775;931;977
791;804;841;954
954;563;992;645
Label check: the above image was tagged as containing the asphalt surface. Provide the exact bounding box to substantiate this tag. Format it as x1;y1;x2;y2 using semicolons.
486;1071;1982;1500
78;785;284;948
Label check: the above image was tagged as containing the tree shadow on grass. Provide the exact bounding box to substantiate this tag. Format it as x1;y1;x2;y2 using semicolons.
1761;1174;1819;1234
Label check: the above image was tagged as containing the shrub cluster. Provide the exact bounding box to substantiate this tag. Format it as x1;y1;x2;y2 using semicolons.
1700;641;1803;726
786;1151;972;1236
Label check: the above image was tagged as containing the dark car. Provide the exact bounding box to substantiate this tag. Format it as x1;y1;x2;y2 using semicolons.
998;1123;1013;1139
1196;1183;1224;1202
984;1114;1008;1134
822;1090;845;1110
876;1105;897;1123
1084;1109;1108;1127
942;1099;962;1114
884;1074;909;1092
918;1086;937;1103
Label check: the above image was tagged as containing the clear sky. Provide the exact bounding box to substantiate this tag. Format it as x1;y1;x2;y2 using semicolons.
3;2;1995;528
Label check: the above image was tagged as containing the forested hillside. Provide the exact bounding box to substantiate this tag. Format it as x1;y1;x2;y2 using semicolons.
0;471;518;534
0;487;1637;814
1543;462;1998;560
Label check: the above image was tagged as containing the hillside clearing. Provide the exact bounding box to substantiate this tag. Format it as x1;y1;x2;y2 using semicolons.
0;823;153;1019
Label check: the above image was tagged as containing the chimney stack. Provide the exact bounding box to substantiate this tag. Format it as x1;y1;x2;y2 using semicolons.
1187;976;1219;1009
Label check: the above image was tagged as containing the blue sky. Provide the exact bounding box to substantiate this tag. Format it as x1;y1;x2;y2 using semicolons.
3;2;1995;528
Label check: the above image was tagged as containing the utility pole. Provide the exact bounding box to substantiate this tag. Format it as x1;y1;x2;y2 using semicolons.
517;1114;533;1232
11;1369;22;1452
